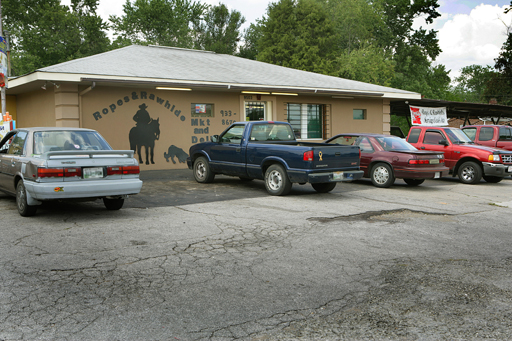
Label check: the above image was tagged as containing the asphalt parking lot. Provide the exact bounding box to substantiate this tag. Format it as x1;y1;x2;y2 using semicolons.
1;171;512;340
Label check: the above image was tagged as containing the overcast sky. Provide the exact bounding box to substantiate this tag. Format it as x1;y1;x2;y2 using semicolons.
61;0;512;80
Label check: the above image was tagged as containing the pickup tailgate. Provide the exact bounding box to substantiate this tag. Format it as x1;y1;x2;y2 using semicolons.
308;145;360;170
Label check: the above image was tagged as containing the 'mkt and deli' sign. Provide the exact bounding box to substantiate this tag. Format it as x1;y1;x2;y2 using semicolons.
410;106;448;126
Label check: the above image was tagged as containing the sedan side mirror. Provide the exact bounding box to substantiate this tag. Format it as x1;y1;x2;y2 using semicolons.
211;135;219;143
438;139;449;146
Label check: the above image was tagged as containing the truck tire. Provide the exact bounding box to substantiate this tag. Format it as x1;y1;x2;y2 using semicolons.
483;175;503;183
403;178;425;186
458;161;482;184
370;163;395;188
193;156;215;183
16;180;37;217
312;182;337;193
103;197;124;210
264;164;292;196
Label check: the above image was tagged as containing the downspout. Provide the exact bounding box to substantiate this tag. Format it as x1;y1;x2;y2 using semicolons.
78;82;96;128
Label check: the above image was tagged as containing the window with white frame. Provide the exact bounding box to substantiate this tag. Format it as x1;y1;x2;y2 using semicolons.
287;104;323;139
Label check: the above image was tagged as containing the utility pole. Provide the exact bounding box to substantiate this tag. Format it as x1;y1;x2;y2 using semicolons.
0;0;5;118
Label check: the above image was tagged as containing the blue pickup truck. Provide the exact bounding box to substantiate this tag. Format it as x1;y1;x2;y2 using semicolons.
186;121;363;195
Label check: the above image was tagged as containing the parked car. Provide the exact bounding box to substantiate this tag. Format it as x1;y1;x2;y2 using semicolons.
407;126;512;184
325;133;449;187
461;125;512;151
0;127;143;216
187;121;364;195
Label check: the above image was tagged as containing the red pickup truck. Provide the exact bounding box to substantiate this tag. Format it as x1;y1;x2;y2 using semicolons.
461;125;512;151
406;126;512;184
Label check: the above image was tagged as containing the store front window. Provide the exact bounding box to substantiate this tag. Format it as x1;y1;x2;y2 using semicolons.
245;102;266;121
287;103;323;139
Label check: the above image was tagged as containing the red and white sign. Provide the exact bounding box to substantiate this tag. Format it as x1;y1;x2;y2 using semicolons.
410;106;448;126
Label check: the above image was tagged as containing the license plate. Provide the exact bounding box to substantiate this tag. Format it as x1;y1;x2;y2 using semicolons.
430;159;440;164
333;171;343;181
508;166;512;173
83;167;104;179
434;172;440;179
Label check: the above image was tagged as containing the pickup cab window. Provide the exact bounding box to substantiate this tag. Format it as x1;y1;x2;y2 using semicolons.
444;128;474;144
220;125;245;143
463;128;477;141
479;127;494;141
249;124;295;142
423;131;445;145
499;127;512;141
408;129;421;143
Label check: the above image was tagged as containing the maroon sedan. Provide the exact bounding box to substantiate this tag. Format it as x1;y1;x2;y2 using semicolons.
325;133;450;187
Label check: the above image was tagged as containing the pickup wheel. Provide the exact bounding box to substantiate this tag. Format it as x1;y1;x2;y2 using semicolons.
483;175;503;183
264;164;292;196
403;178;425;186
370;163;395;188
458;161;482;184
103;197;124;210
16;180;37;217
193;156;215;183
312;182;337;193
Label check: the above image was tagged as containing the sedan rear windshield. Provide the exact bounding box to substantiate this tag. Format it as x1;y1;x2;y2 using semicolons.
375;136;417;151
33;130;112;154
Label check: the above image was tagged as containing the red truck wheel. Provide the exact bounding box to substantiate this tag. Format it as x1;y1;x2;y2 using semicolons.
458;161;482;184
483;176;503;183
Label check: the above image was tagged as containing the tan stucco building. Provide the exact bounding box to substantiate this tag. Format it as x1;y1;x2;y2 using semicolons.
6;45;421;170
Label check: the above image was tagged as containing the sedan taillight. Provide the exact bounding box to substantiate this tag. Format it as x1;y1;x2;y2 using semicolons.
38;168;64;178
107;165;140;175
408;159;429;165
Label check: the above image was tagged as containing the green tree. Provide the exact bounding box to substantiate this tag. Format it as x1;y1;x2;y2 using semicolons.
110;0;207;48
257;0;336;74
335;44;395;86
238;22;263;60
2;0;110;76
485;30;512;105
71;0;111;57
451;65;496;103
193;3;245;54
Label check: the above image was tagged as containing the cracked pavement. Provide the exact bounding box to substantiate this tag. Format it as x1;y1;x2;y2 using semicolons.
0;171;511;340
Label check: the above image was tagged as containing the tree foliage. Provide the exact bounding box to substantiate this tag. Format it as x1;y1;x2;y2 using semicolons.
257;0;337;74
109;0;206;48
2;0;110;76
193;3;245;54
484;30;512;105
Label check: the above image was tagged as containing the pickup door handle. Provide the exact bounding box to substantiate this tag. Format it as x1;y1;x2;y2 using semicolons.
335;152;341;156
236;148;241;152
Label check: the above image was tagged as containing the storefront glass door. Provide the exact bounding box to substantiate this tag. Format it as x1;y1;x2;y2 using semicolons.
245;102;266;121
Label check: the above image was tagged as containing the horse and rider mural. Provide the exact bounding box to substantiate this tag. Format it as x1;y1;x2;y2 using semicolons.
129;103;160;165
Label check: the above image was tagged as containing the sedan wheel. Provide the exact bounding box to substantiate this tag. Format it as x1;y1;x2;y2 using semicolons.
16;180;37;217
370;163;395;188
103;197;125;210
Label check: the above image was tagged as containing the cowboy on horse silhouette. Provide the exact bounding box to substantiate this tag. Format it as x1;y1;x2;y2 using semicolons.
129;103;160;164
